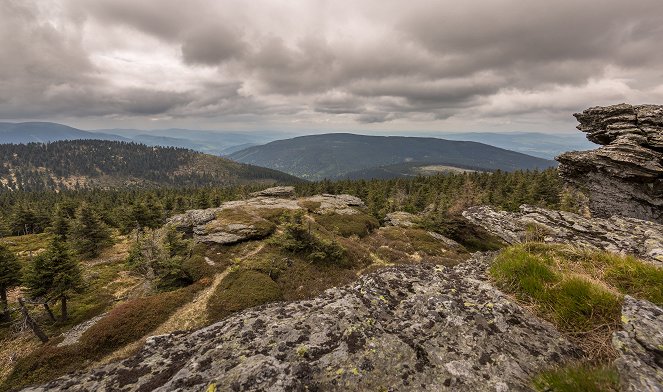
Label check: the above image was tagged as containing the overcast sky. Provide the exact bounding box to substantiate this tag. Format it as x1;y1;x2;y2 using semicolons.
2;0;663;133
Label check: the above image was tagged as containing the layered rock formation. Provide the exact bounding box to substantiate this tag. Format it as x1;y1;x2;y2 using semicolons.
556;103;663;223
23;254;580;392
462;205;663;266
168;192;366;245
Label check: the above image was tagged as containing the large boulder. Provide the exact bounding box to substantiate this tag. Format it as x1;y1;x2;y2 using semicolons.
556;103;663;223
462;205;663;266
23;254;580;391
613;296;663;392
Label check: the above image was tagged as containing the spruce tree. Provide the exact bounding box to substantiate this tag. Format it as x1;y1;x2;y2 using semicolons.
0;245;21;321
70;203;112;258
49;207;70;240
24;239;83;321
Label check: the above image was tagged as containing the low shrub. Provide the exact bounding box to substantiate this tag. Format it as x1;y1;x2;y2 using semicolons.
270;218;349;266
207;270;282;322
2;282;207;391
314;213;379;238
297;200;322;212
532;364;619;392
80;283;204;353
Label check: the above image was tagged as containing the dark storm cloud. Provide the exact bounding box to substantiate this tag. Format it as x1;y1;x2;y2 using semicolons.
2;0;663;127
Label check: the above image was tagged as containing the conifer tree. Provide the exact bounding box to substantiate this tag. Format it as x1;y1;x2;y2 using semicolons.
0;245;21;321
24;239;83;321
49;207;70;240
70;203;112;258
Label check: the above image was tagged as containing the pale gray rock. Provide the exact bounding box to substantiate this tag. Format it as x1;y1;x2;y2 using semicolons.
557;103;663;223
302;194;366;215
23;254;580;392
57;313;107;347
613;296;663;392
249;186;296;198
462;205;663;266
384;211;419;228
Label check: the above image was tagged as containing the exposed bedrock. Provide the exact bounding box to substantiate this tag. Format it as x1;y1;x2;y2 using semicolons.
462;205;663;266
22;254;580;391
556;103;663;223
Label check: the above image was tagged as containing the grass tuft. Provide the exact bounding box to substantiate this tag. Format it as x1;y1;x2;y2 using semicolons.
532;364;619;392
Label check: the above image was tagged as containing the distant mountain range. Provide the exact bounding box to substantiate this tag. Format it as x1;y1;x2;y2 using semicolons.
0;140;300;191
228;133;556;180
0;121;592;159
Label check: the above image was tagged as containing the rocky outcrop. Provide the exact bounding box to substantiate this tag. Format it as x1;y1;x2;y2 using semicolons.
556;103;663;223
384;211;419;228
249;186;296;198
24;254;580;392
613;296;663;392
462;205;663;266
168;192;368;244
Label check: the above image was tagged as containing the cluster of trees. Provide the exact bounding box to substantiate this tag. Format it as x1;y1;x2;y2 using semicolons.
126;226;195;289
0;204;114;329
295;168;563;218
0;169;564;239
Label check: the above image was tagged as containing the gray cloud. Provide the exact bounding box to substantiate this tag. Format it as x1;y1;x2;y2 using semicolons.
1;0;663;130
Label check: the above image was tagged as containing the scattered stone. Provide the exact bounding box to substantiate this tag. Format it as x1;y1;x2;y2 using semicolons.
462;205;663;266
557;103;663;223
612;296;663;392
23;254;580;392
249;186;296;199
57;313;108;347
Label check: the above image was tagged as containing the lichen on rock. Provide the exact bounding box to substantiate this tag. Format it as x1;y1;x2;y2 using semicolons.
462;204;663;266
21;253;580;391
613;296;663;392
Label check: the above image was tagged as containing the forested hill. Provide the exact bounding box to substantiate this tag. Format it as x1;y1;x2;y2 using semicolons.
229;133;557;180
0;140;301;191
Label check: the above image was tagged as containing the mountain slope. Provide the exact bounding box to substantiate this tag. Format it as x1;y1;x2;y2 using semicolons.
0;140;301;191
229;133;557;180
0;122;128;143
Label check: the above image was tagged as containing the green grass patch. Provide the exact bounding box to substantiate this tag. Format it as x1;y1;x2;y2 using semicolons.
207;270;282;323
0;233;53;260
314;213;379;238
490;243;663;362
532;364;619;392
490;246;622;335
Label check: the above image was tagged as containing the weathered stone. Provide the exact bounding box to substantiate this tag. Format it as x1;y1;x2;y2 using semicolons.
301;194;366;215
168;193;369;244
384;211;419;228
166;208;221;231
557;103;663;223
462;205;663;266
249;186;296;199
613;296;663;392
22;254;580;392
